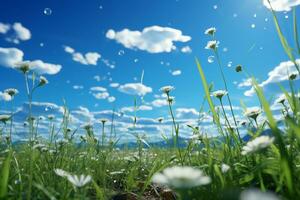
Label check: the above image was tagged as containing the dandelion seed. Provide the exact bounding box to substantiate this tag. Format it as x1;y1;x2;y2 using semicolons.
4;88;18;97
205;40;219;50
204;27;216;36
211;90;228;100
54;168;70;177
152;166;211;188
160;86;175;94
241;136;274;155
38;76;48;87
67;174;92;187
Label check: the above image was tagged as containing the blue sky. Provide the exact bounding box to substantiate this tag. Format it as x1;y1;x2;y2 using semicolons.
0;0;299;142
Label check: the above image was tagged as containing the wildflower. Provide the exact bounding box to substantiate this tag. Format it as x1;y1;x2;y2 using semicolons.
289;73;297;80
244;107;262;120
157;117;164;123
160;86;175;94
235;65;242;72
204;27;216;36
275;94;286;104
100;118;108;124
167;96;175;104
15;62;30;74
83;123;93;131
239;120;248;127
152;166;211;188
39;116;45;121
241;136;274;155
4;88;18;97
240;188;279;200
0;115;11;124
38;76;48;87
221;164;230;173
54;168;70;177
48;115;55;120
67;174;92;188
205;40;219;50
211;90;228;100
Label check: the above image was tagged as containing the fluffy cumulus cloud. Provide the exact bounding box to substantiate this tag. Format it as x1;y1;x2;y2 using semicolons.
0;47;24;67
244;60;300;96
0;23;10;34
181;46;192;53
263;0;300;11
0;47;61;75
63;45;101;65
121;105;153;113
171;70;182;76
106;26;191;53
176;108;199;119
118;83;152;96
151;99;168;107
89;86;115;103
0;22;31;43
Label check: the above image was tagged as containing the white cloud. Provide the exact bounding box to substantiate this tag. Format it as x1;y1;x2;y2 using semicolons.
171;70;182;76
26;60;61;75
0;47;24;67
64;46;101;65
263;0;300;11
244;59;300;96
121;105;153;113
90;86;107;92
93;92;110;99
118;83;152;96
0;91;11;101
110;83;119;88
0;47;61;75
176;108;199;119
237;78;252;88
0;22;31;44
73;85;84;90
108;96;116;103
106;26;191;53
0;23;10;34
151;99;168;107
181;46;192;53
12;23;31;42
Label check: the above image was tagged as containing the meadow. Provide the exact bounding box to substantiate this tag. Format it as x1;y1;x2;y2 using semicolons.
1;2;300;200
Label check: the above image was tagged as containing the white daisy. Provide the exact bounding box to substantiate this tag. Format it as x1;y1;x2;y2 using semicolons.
160;86;175;94
240;188;280;200
244;107;262;120
241;136;274;155
205;40;219;50
67;174;92;188
152;166;211;188
38;76;49;86
0;114;11;123
4;88;19;97
211;90;228;100
54;168;70;177
204;27;216;36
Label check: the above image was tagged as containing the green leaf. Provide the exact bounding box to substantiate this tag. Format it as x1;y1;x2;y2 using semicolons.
0;150;12;198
